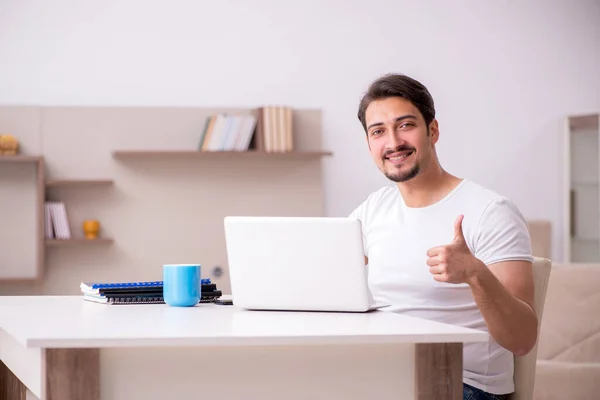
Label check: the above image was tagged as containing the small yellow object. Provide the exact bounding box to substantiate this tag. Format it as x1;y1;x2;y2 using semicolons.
82;220;100;239
0;134;19;155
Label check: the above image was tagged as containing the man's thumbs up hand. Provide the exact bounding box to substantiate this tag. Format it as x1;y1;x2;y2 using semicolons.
426;214;483;284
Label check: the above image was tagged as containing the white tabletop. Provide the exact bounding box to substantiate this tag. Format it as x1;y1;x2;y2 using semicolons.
0;296;488;348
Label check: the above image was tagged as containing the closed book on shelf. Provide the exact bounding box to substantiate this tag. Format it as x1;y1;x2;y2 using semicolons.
47;202;71;239
252;106;293;153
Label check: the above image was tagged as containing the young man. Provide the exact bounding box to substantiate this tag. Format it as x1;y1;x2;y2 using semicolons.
350;73;537;399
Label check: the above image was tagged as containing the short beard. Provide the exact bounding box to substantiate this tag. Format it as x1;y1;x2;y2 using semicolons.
384;163;420;183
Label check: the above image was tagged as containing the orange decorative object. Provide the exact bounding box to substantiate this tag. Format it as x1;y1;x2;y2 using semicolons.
0;134;19;155
82;220;100;239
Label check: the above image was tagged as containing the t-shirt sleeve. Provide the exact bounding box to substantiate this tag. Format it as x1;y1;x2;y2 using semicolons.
474;197;533;265
349;203;369;257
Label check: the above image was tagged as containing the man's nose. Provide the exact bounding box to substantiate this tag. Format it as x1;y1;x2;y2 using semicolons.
385;129;405;149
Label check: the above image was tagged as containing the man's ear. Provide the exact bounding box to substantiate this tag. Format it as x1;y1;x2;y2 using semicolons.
429;119;439;145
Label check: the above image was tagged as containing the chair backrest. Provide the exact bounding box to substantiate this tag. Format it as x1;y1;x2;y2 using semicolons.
526;220;552;259
508;257;552;400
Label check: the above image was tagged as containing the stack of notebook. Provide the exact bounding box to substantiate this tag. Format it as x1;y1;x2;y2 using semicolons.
80;279;223;305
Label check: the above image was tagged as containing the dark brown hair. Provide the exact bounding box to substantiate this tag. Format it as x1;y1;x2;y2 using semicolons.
357;73;436;133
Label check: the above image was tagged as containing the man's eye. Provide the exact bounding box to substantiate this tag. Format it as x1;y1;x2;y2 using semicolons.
399;122;414;129
371;129;383;136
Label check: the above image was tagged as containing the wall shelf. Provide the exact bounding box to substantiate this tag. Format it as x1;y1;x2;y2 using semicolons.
112;150;333;159
0;155;43;163
46;238;113;247
46;179;114;188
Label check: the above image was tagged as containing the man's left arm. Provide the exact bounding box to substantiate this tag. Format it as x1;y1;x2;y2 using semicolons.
426;198;538;356
467;258;538;356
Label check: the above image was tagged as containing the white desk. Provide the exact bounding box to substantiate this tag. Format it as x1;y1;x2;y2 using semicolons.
0;296;488;400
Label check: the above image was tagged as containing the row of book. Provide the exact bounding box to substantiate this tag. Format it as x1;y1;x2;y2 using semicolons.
45;202;71;239
198;106;294;153
80;279;223;305
199;114;257;152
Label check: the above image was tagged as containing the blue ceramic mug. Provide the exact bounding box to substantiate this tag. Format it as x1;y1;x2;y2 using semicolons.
163;264;201;307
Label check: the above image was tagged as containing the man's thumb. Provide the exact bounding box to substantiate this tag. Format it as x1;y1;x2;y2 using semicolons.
453;214;465;242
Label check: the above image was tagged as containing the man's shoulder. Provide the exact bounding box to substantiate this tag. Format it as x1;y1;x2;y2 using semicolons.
448;180;529;237
459;180;506;204
460;181;532;264
458;180;524;216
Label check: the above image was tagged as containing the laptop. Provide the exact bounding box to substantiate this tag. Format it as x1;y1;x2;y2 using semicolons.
223;216;388;312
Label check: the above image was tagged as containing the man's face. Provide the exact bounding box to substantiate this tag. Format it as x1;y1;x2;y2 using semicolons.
364;97;437;183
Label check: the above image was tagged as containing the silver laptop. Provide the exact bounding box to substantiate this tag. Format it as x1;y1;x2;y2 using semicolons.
223;216;388;312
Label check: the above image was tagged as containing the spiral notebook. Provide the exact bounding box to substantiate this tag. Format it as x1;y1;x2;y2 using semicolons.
81;279;221;305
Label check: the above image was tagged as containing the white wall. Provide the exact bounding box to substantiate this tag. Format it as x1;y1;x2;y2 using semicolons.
0;0;598;262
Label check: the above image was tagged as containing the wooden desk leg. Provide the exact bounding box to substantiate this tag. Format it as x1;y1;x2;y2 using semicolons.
0;360;26;400
46;349;99;400
415;343;463;400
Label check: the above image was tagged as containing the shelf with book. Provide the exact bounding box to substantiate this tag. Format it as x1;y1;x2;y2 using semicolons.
45;201;112;245
193;106;326;155
113;106;332;160
44;179;114;247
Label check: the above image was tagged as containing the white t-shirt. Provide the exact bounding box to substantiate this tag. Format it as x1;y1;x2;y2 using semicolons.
349;179;533;395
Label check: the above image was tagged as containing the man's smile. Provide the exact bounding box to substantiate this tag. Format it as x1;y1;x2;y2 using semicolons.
385;150;414;165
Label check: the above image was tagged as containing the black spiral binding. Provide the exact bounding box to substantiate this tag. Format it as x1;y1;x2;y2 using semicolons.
107;296;164;305
107;296;219;305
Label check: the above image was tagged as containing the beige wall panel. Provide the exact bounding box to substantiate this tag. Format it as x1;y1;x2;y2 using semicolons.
0;163;38;278
0;106;42;155
0;106;326;295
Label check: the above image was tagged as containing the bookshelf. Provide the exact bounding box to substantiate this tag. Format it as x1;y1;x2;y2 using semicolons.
564;113;600;262
45;178;114;249
0;154;115;280
0;105;329;294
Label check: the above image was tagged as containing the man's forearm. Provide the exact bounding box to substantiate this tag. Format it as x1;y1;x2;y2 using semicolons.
467;262;538;356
